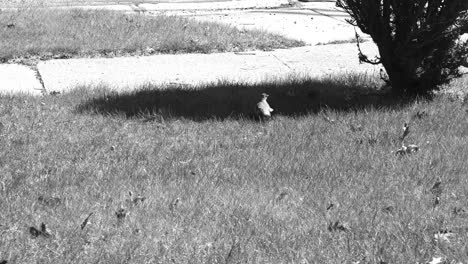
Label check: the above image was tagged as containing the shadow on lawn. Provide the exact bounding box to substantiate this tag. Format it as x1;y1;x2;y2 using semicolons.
75;74;413;121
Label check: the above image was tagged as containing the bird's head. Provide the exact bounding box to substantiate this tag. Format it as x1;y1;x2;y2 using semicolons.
261;93;269;99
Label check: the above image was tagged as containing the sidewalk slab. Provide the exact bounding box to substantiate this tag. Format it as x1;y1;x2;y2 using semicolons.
138;0;289;11
0;64;43;96
165;2;369;45
38;42;380;94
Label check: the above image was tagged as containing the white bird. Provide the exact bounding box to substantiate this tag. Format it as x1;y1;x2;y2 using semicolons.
256;93;273;119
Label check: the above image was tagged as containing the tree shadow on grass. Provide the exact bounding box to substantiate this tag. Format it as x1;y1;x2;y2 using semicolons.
75;73;414;121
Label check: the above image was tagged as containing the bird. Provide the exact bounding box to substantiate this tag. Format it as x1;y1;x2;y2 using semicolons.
256;93;273;120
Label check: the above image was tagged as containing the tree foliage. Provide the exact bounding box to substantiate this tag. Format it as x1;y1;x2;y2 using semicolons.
336;0;468;96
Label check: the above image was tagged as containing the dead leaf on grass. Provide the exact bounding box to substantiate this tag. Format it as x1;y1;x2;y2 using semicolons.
394;144;419;156
382;205;395;215
355;138;364;144
169;197;180;211
38;195;62;207
431;180;442;207
127;191;146;206
434;230;455;243
29;227;40;237
29;223;51;238
276;191;288;202
367;136;377;145
413;111;428;120
427;256;445;264
431;181;443;196
399;122;410;141
80;212;94;230
452;207;466;216
225;239;241;264
116;208;127;222
327;221;349;232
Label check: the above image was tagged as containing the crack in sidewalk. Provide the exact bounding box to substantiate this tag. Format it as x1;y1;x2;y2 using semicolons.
271;53;292;70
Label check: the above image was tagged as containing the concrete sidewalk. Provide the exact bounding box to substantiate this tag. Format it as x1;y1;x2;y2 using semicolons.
173;4;360;45
0;42;380;96
0;64;43;95
37;42;380;94
1;0;291;12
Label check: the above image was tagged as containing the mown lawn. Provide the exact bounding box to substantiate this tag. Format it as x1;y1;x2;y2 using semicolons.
1;0;162;7
0;74;467;263
0;8;304;62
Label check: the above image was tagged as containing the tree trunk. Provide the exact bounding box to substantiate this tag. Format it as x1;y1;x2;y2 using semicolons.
377;41;427;96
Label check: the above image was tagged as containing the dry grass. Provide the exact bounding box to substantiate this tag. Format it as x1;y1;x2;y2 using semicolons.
316;37;369;46
1;73;467;263
0;8;304;62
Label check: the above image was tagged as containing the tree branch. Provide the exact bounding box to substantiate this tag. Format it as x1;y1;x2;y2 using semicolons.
355;29;381;65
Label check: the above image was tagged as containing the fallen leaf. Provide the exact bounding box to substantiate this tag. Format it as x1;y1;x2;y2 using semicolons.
29;227;40;237
80;212;93;230
169;197;180;211
38;196;62;207
431;181;443;196
40;223;51;238
414;111;428;119
427;257;444;264
116;208;127;221
132;196;146;205
452;207;466;216
276;191;287;202
395;144;419;156
328;221;348;232
382;205;395;215
29;223;50;238
400;123;410;141
225;239;241;264
434;230;455;243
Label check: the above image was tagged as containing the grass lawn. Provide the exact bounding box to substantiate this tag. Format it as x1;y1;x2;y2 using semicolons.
0;8;304;62
1;0;159;7
0;73;467;263
0;0;191;7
